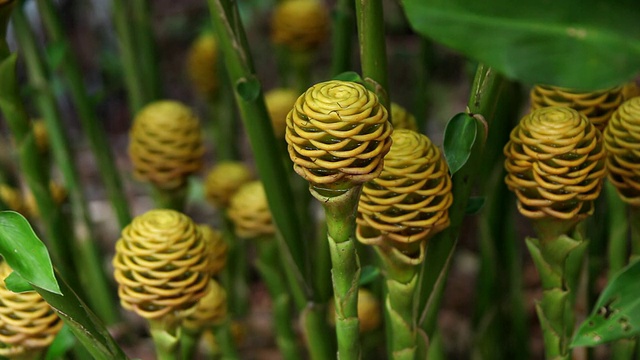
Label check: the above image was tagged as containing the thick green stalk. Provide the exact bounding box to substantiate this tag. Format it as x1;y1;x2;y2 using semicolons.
111;0;146;112
151;185;187;211
376;246;423;359
255;237;301;360
331;0;354;75
219;212;249;317
12;7;118;324
207;0;310;306
180;329;200;360
355;0;389;109
149;319;180;360
131;0;161;101
526;224;588;360
300;303;335;360
207;74;239;161
418;65;503;338
630;206;640;259
607;181;628;276
311;186;362;360
215;320;240;360
412;39;434;132
35;0;132;229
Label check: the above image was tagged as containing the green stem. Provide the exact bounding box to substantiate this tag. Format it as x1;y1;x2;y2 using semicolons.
131;0;161;101
526;224;588;360
112;0;146;112
375;246;423;360
607;181;628;276
214;320;240;360
412;39;433;132
255;237;301;360
311;186;362;360
291;51;312;93
208;79;239;161
418;65;503;339
151;185;187;211
355;0;389;110
207;0;310;307
300;303;335;360
331;0;354;76
35;0;132;230
630;206;640;259
180;330;201;360
149;318;180;360
221;212;249;317
13;6;120;324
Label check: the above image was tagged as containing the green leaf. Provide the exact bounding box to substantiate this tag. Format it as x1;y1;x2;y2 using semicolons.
443;113;478;176
332;71;364;84
572;260;640;347
401;0;640;90
236;75;261;102
4;271;33;293
465;196;485;215
0;211;61;294
45;41;68;70
359;265;380;286
45;325;75;360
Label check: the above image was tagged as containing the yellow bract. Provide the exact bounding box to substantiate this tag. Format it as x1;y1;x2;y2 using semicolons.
186;34;218;98
227;181;275;239
265;88;299;139
504;106;606;221
390;103;418;132
182;279;227;332
204;161;253;209
198;224;228;276
271;0;329;52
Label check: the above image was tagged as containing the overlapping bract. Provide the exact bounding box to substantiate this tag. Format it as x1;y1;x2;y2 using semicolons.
186;34;218;98
328;288;381;333
504;106;606;220
604;97;640;205
390;103;418;132
129;101;204;190
227;181;275;239
357;129;452;246
183;279;227;332
530;85;623;131
204;161;253;209
265;88;299;139
0;262;62;358
270;0;329;52
198;224;228;276
286;80;393;186
113;209;210;320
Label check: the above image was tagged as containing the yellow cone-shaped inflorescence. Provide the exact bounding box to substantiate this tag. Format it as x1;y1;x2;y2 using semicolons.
113;209;211;320
187;33;218;98
265;88;299;139
271;0;329;52
204;161;253;209
182;279;227;332
530;85;623;131
504;106;606;221
198;224;228;276
604;97;640;206
390;103;418;132
622;82;640;101
31;120;49;154
357;129;452;250
0;262;62;358
227;181;275;239
286;80;393;187
129;101;204;190
328;288;381;333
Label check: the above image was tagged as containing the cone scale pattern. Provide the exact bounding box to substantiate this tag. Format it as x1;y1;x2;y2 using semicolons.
113;209;210;320
504;106;606;221
204;162;253;209
390;103;418;132
129;101;204;190
286;80;393;187
227;181;275;239
183;279;227;332
271;0;329;52
604;97;640;205
265;88;299;139
530;85;623;131
198;224;228;276
357;129;452;248
0;262;62;358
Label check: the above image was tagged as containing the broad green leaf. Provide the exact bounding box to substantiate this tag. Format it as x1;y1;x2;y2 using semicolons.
359;265;380;286
45;325;75;360
0;211;60;294
572;260;640;347
443;113;478;176
333;71;365;84
401;0;640;90
236;75;261;102
4;271;33;293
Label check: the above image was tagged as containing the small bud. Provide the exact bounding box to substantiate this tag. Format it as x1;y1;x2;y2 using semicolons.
186;34;218;98
204;162;253;209
227;181;275;239
271;0;329;52
183;279;227;332
265;88;299;139
390;103;418;131
198;224;228;276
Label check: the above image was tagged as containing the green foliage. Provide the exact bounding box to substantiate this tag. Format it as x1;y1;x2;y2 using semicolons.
359;265;380;286
45;325;75;360
443;112;478;176
402;0;640;90
572;260;640;347
0;211;60;294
